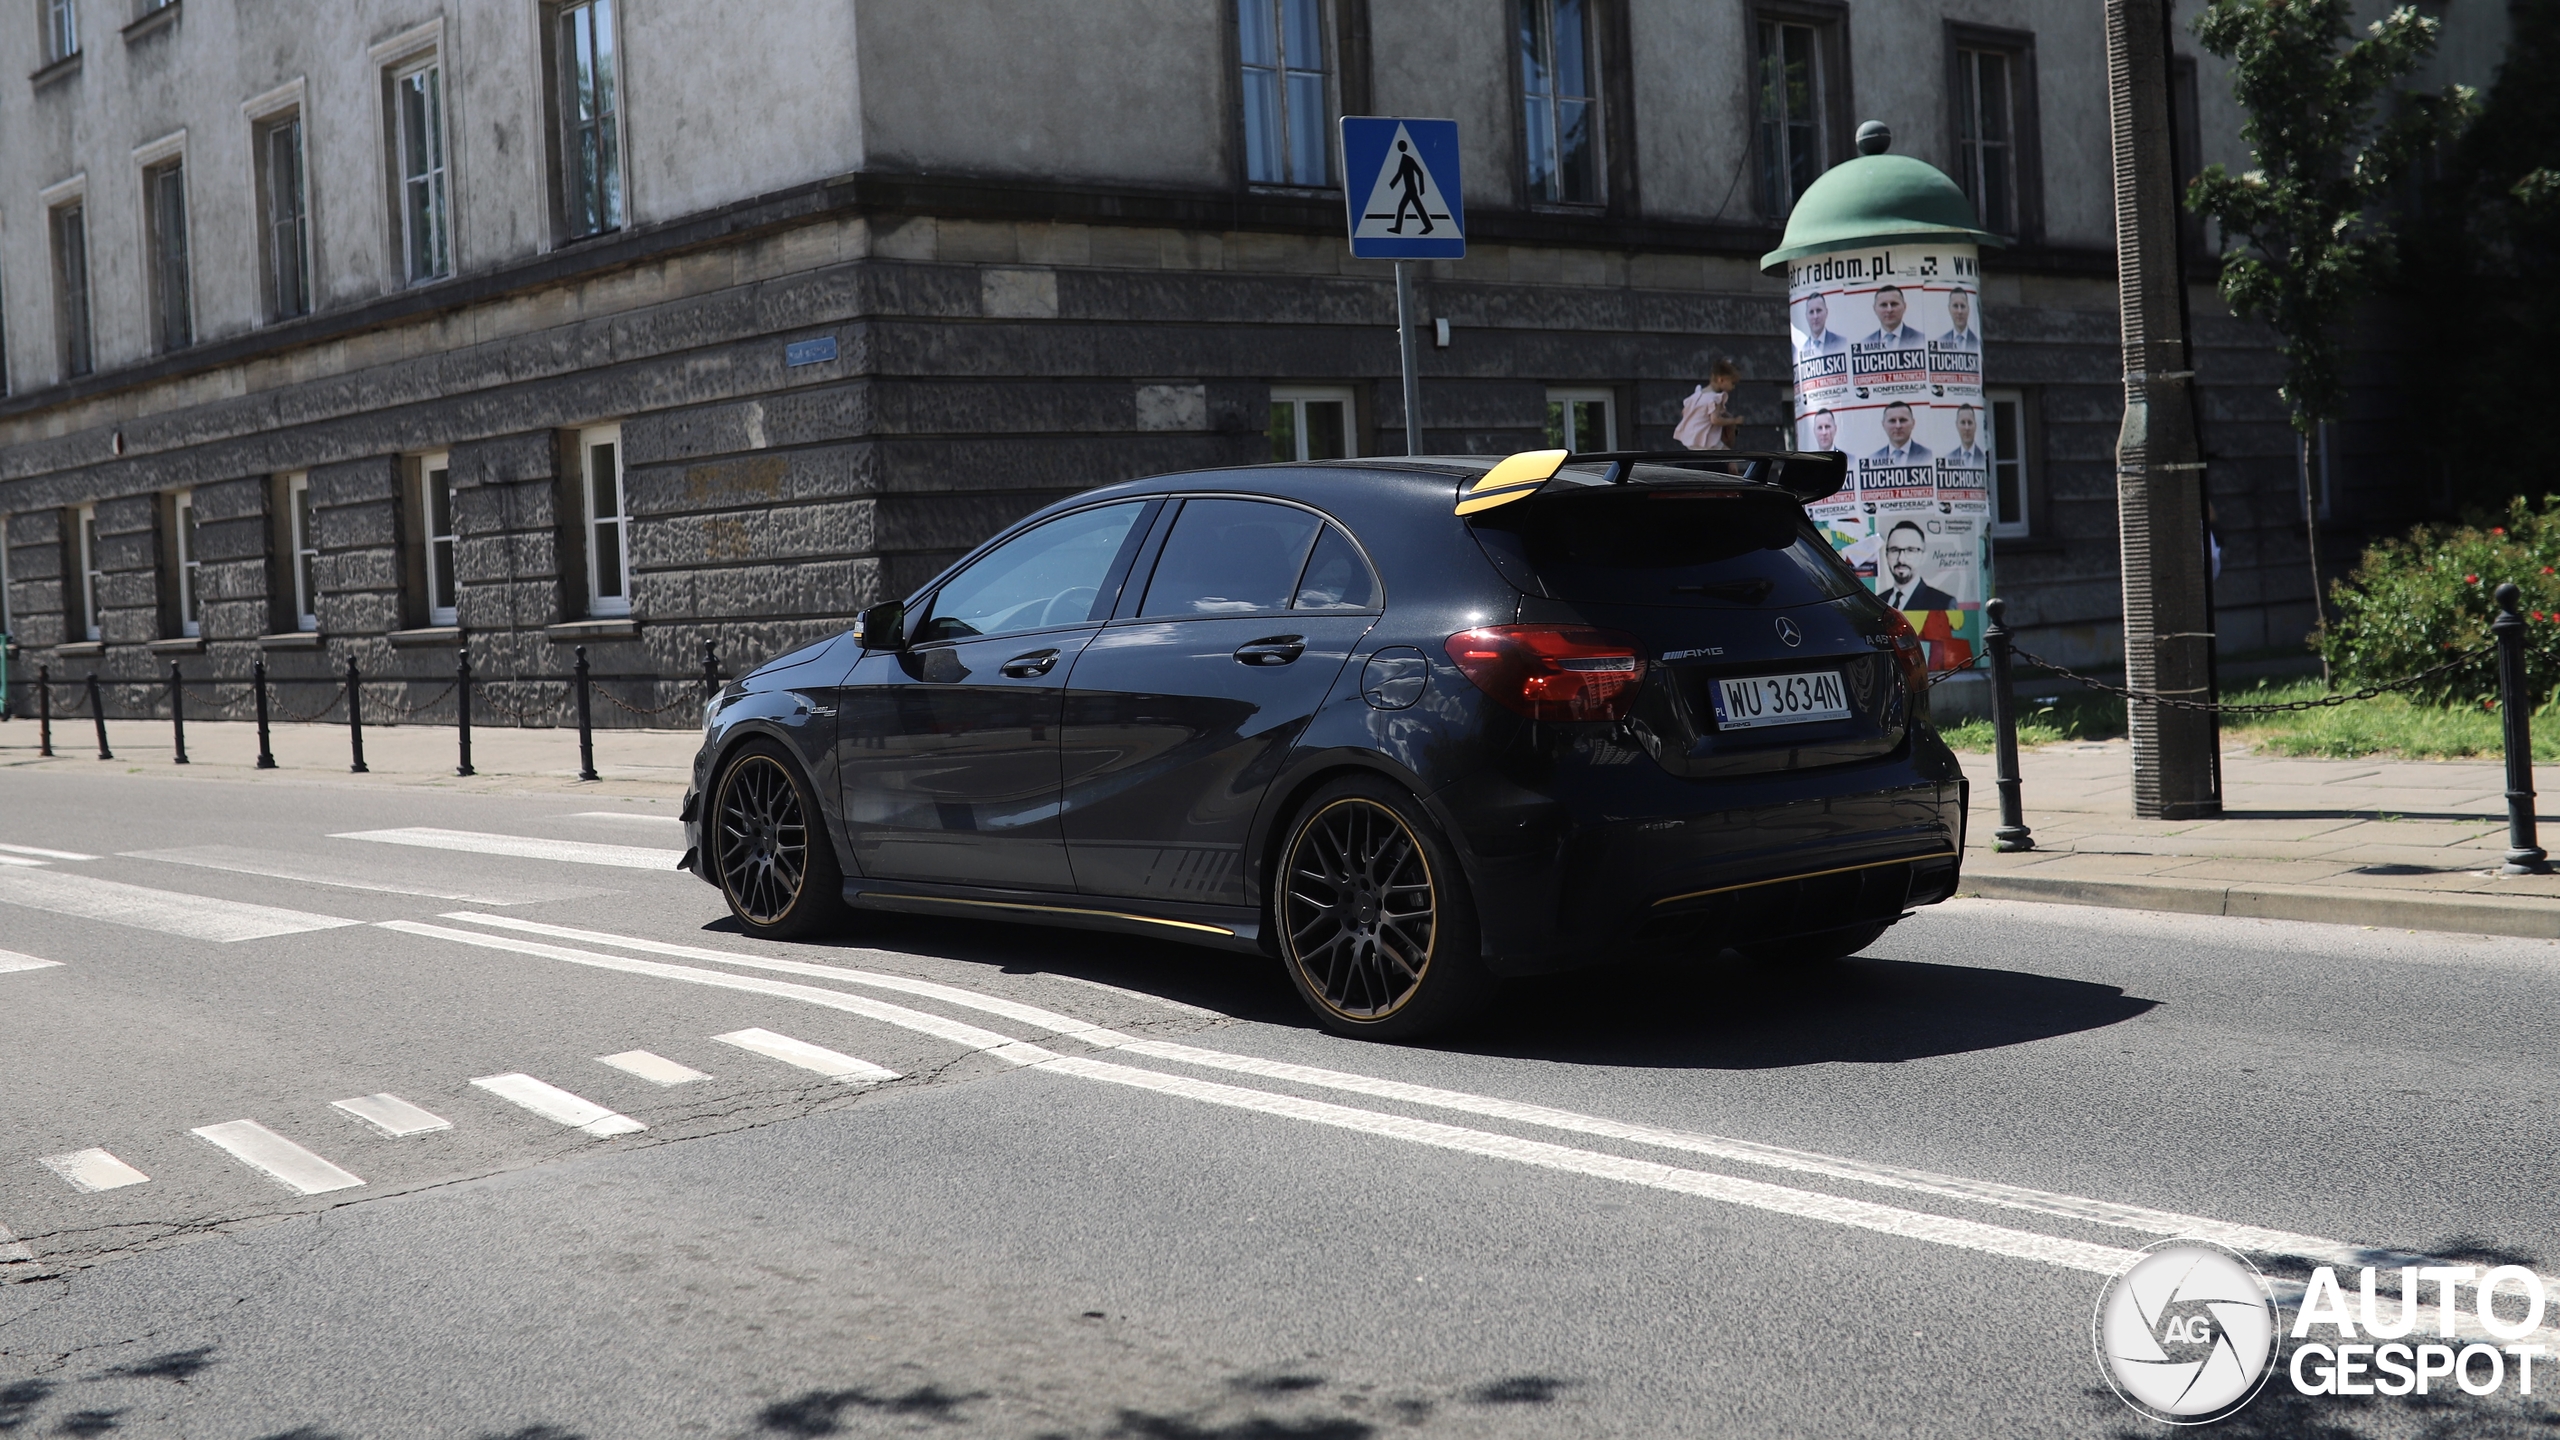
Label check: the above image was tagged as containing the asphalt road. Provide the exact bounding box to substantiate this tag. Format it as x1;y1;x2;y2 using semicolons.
3;764;2557;1438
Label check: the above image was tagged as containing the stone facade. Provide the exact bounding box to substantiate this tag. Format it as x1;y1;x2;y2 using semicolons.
0;0;2516;725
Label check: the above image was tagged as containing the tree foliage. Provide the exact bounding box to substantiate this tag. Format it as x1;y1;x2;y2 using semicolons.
2186;0;2472;436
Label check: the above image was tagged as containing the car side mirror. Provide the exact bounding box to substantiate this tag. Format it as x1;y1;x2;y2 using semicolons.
858;599;908;652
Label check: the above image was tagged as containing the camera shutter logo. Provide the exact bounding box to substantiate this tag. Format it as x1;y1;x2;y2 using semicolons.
1775;617;1802;648
2093;1239;2280;1424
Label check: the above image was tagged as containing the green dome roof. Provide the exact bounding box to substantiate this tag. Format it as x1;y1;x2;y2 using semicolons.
1759;150;2006;273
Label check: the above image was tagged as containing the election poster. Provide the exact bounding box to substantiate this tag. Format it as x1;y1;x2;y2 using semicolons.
1786;245;1990;675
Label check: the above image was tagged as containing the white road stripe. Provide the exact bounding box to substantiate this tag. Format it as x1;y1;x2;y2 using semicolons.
129;846;593;905
470;1074;646;1136
190;1120;365;1194
383;921;1052;1063
335;828;681;870
566;812;684;826
0;842;99;861
38;1149;150;1193
332;1094;454;1138
0;950;63;974
598;1050;708;1086
0;853;49;867
714;1028;901;1083
0;870;360;942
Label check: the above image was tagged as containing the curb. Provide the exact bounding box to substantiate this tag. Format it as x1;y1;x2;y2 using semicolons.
1961;870;2560;940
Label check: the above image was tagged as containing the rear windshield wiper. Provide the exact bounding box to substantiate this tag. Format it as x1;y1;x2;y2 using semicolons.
1673;579;1775;605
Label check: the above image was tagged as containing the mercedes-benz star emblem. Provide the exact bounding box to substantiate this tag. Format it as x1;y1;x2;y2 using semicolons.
1775;617;1802;647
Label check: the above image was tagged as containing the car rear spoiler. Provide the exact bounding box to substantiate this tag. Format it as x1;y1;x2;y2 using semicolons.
1454;448;1848;516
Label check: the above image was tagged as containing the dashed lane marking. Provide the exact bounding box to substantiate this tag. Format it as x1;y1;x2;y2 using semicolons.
597;1050;709;1086
565;812;684;826
334;828;682;870
0;843;100;861
332;1094;454;1138
0;854;49;868
190;1120;365;1194
0;950;64;975
129;845;595;905
714;1028;901;1083
0;870;361;942
37;1148;150;1193
470;1074;646;1137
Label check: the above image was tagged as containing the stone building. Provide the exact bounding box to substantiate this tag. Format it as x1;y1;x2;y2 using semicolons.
0;0;2514;724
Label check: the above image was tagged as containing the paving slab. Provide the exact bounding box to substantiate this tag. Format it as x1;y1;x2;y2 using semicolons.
0;718;699;799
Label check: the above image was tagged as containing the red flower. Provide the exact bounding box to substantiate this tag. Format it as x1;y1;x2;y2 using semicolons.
2544;566;2555;575
2492;527;2506;536
2467;574;2481;584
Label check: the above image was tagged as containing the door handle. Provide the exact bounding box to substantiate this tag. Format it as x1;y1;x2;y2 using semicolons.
1000;648;1061;678
1234;636;1306;666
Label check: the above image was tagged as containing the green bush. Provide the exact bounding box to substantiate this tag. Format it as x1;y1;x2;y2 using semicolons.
2321;495;2560;704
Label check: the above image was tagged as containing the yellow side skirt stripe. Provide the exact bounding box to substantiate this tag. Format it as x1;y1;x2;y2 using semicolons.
867;892;1237;937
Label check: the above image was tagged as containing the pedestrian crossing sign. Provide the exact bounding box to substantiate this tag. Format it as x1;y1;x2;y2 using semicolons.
1341;117;1465;259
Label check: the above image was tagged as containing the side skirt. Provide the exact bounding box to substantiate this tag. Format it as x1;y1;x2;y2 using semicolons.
841;880;1266;955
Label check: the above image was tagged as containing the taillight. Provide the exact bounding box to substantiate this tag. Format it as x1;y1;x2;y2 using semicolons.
1444;624;1646;722
1884;609;1928;698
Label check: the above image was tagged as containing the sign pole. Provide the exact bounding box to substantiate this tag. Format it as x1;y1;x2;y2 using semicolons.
1395;261;1423;457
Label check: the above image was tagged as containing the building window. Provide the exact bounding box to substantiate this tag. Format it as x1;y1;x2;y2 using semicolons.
1518;0;1600;205
41;0;75;63
1988;388;2032;538
51;201;92;379
259;113;313;320
1544;387;1615;453
1238;0;1329;187
164;490;201;638
1754;14;1837;220
417;454;457;626
145;158;192;352
69;504;101;642
554;0;624;238
579;425;629;617
283;472;318;631
1948;28;2038;240
393;56;452;283
1270;386;1356;461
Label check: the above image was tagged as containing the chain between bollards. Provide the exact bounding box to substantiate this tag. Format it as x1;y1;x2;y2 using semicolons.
38;664;53;758
455;648;476;777
1983;598;2033;852
574;645;599;782
346;656;369;774
86;673;113;760
253;658;276;769
2492;583;2549;875
168;662;189;765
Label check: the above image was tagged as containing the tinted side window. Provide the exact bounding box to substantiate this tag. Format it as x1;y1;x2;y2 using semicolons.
1139;499;1323;617
1292;525;1376;611
919;502;1148;643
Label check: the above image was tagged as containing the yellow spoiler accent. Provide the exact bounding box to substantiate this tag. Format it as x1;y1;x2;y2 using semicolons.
1454;448;1571;516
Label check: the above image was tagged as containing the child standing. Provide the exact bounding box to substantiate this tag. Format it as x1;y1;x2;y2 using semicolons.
1675;359;1743;450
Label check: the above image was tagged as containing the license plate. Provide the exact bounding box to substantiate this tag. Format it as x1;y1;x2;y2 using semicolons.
1710;670;1851;730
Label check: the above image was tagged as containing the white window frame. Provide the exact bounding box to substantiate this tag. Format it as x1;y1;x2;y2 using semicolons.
579;424;630;617
49;194;92;380
75;503;101;642
42;0;76;64
416;453;457;626
392;53;453;284
1545;387;1616;454
258;108;313;320
554;0;626;238
1237;0;1332;188
170;489;201;638
285;472;319;631
140;149;193;353
1987;387;2031;538
1269;385;1358;462
1519;0;1603;206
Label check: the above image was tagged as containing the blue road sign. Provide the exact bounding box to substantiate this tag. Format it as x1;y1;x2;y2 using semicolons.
1341;117;1465;260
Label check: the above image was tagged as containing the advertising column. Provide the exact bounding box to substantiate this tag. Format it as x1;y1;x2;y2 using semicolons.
1790;247;1989;675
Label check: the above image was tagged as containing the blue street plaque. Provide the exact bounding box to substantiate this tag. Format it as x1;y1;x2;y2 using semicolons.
1340;117;1465;260
785;336;838;367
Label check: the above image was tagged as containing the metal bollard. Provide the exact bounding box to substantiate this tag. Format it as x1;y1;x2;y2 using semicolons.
455;649;476;777
253;658;276;769
1984;597;2034;853
37;664;52;758
574;645;599;782
168;662;189;765
2493;583;2550;875
347;656;369;774
86;672;113;760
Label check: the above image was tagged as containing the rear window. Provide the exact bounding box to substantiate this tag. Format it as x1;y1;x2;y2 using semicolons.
1467;488;1863;608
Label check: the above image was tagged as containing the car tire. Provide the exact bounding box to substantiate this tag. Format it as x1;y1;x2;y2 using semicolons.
1735;919;1894;967
709;738;847;941
1273;774;1492;1041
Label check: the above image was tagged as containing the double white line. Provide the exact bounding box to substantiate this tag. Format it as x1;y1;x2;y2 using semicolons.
382;911;2548;1327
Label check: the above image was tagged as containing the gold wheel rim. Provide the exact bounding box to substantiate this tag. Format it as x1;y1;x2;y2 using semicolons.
1280;797;1438;1021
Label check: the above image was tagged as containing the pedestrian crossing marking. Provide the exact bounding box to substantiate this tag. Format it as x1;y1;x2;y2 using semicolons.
597;1050;709;1086
335;827;681;871
191;1120;365;1195
471;1073;647;1136
130;845;592;905
39;1148;150;1193
0;950;63;975
0;870;360;942
715;1028;902;1084
332;1093;454;1138
0;843;100;861
1351;122;1455;242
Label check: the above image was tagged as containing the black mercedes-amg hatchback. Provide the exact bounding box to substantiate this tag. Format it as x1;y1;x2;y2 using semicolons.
681;450;1967;1038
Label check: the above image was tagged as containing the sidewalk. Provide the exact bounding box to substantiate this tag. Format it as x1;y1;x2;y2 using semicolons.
0;717;699;799
1960;739;2560;938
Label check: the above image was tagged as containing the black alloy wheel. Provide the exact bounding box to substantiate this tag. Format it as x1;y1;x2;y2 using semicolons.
1277;776;1488;1038
713;741;845;939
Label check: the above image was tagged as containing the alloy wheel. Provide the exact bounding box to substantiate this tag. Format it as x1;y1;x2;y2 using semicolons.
717;755;809;925
1282;798;1438;1019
